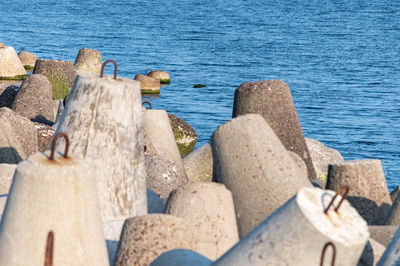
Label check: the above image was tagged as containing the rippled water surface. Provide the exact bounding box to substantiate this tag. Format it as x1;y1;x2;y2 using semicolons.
1;0;399;189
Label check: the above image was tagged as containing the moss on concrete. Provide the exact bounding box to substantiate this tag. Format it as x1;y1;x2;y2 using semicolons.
47;74;70;99
172;127;194;156
159;79;170;84
0;74;28;80
141;89;160;95
23;65;33;70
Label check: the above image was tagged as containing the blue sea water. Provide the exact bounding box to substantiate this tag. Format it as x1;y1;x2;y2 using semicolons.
1;0;399;189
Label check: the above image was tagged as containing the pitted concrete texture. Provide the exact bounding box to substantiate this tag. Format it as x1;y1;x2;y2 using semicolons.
0;46;27;79
183;143;213;183
165;182;239;260
211;114;311;237
369;226;399;247
114;214;196;266
34;122;55;151
376;228;400;265
145;154;186;201
326;159;392;225
0;107;38;164
168;113;197;156
148;70;170;83
150;249;212;266
135;73;160;94
0;163;16;194
232;80;316;181
74;48;102;74
306;138;344;182
18;51;37;69
12;74;55;123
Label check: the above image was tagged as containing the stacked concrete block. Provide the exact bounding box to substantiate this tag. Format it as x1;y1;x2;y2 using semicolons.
18;51;37;70
183;143;213;183
165;182;239;260
211;114;311;237
326;159;392;225
232;80;316;181
74;48;102;74
369;226;399;247
135;73;160;94
377;228;400;266
0;46;27;80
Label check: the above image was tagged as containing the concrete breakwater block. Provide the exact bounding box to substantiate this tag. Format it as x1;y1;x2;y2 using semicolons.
0;164;16;194
144;109;188;181
305;137;344;183
0;46;27;80
145;154;186;201
376;228;400;266
12;74;55;124
33;59;76;99
114;214;196;266
168;112;197;156
385;193;400;226
326;159;392;225
150;249;212;266
183;142;213;183
148;70;170;84
213;187;369;266
211;114;311;237
369;226;399;247
0;107;38;164
18;51;37;70
0;143;109;265
232;80;317;181
55;70;147;242
390;186;400;202
358;238;385;266
34;122;55;152
0;84;19;109
74;48;102;74
165;182;239;260
135;73;160;94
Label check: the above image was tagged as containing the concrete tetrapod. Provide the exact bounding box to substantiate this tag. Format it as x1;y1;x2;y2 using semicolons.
369;226;399;247
54;62;147;244
165;182;239;260
326;159;392;225
232;80;317;181
143;109;188;181
377;227;400;266
74;48;102;74
213;187;369;266
385;193;400;226
211;114;311;237
0;134;109;266
0;46;28;80
183;142;213;183
150;249;212;266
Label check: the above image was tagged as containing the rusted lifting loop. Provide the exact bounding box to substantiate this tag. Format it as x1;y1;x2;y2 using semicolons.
100;59;118;80
50;133;69;160
320;242;336;266
146;68;152;74
142;101;152;109
324;186;350;214
44;231;54;266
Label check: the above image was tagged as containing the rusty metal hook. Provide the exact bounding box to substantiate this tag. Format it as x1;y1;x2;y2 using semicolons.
50;133;69;160
142;101;152;109
100;59;118;79
324;186;350;214
146;68;152;74
44;231;54;266
320;242;336;266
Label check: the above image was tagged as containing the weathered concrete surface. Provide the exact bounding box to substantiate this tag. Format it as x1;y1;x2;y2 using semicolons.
0;163;16;194
18;51;37;70
33;59;76;99
288;150;308;178
0;107;38;164
145;154;186;201
114;214;196;266
34;122;55;152
165;182;239;260
377;228;400;266
168;113;197;156
385;193;400;226
135;73;160;94
12;74;55;123
150;249;212;266
358;238;385;266
326;159;392;225
369;226;399;247
305;137;344;182
213;187;369;266
143;109;188;182
55;74;147;242
211;114;311;237
148;70;170;84
232;80;317;181
74;48;102;74
0;46;27;80
390;186;400;202
183;143;213;183
0;84;19;108
0;151;109;265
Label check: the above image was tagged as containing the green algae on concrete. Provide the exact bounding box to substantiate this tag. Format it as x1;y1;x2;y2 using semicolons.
0;74;28;80
48;74;70;99
141;89;160;94
168;113;197;156
23;65;33;70
159;79;170;84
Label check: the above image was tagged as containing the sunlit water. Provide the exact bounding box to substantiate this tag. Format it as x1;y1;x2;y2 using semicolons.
1;0;399;189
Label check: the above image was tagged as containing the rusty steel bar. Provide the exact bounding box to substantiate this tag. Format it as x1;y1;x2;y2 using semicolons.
320;242;336;266
100;59;118;80
44;231;54;266
142;101;152;109
50;133;69;160
324;186;350;214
